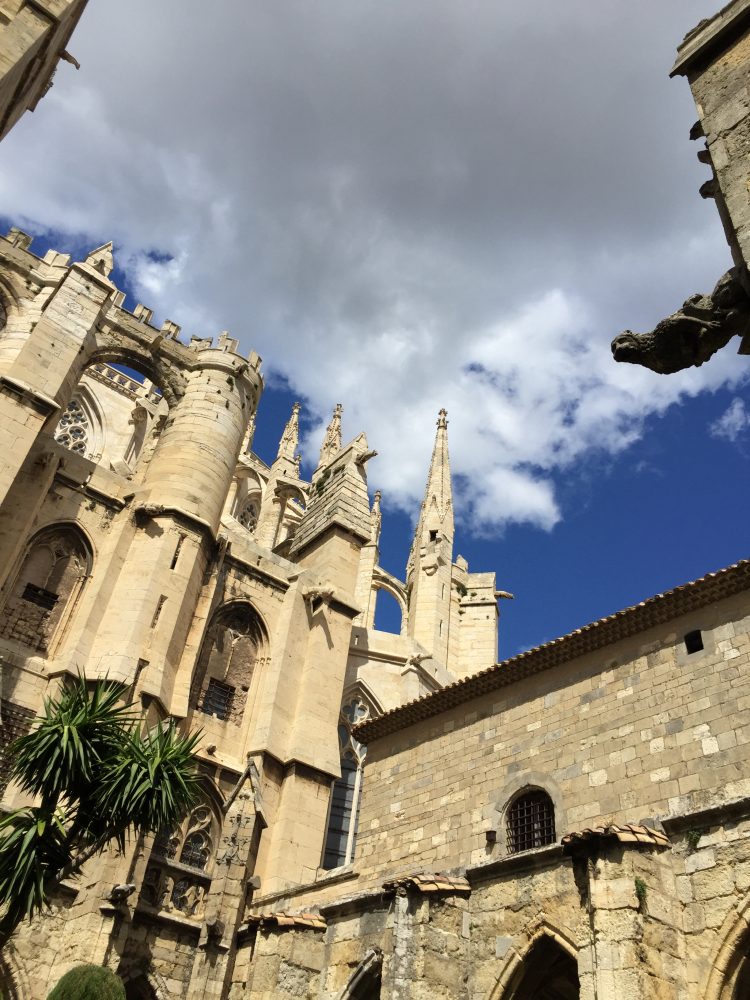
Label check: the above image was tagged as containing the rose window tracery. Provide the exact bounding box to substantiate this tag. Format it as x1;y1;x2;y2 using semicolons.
54;399;89;456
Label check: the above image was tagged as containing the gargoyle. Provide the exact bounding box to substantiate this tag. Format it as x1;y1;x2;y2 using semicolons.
611;268;750;374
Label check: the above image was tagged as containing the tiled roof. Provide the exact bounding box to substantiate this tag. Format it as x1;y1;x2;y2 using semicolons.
245;910;326;930
355;559;750;743
561;824;670;850
382;872;471;895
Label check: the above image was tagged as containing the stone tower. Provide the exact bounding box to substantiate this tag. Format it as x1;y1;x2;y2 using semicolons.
0;0;89;142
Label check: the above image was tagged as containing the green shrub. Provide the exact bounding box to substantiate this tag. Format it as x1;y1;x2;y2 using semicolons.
634;877;648;910
47;965;126;1000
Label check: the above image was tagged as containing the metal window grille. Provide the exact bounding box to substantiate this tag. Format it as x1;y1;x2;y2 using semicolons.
507;791;555;854
200;678;235;721
21;583;59;610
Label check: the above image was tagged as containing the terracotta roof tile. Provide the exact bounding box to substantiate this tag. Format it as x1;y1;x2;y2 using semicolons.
561;824;670;850
355;559;750;743
246;910;326;930
382;871;471;895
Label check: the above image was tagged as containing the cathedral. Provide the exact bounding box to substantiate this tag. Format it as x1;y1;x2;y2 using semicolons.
0;2;750;999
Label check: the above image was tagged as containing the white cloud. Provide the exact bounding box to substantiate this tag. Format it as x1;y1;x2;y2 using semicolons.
0;0;746;534
710;398;750;443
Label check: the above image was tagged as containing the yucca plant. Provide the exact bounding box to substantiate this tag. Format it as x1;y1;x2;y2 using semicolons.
0;676;200;945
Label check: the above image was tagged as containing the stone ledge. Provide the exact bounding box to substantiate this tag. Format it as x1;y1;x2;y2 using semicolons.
661;794;750;834
671;0;750;77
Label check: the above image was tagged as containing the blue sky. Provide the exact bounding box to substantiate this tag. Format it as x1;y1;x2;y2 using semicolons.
1;0;747;660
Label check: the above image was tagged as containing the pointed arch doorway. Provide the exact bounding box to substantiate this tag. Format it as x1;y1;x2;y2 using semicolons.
501;936;579;1000
340;948;382;999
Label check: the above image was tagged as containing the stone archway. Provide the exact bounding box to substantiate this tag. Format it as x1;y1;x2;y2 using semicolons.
703;893;750;1000
492;932;580;1000
339;948;382;999
504;936;579;999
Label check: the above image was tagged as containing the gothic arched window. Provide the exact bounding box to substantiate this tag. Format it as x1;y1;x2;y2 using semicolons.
54;398;90;456
153;804;215;872
0;524;92;653
322;698;370;869
506;789;556;854
189;603;267;726
238;497;260;533
143;802;217;920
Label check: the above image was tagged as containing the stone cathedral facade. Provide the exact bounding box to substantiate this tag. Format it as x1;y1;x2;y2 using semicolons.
1;2;750;1000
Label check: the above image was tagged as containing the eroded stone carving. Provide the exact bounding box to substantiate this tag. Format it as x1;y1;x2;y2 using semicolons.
611;268;750;374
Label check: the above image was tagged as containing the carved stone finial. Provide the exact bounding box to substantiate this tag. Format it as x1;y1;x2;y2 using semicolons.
437;408;448;428
277;402;300;460
85;241;114;278
318;403;343;467
242;413;256;454
611;268;750;374
370;490;382;544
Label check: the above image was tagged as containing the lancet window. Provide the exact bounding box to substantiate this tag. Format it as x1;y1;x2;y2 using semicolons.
142;803;218;920
153;804;215;872
0;524;92;653
322;697;370;869
238;497;260;533
189;603;266;726
54;398;90;456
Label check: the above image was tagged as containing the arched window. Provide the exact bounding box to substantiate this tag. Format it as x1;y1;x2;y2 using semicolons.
142;802;218;919
0;524;92;653
189;603;266;726
507;789;555;854
153;803;215;872
238;496;260;533
373;586;404;634
322;698;370;869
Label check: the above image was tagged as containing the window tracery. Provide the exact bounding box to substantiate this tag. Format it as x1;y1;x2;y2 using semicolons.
54;398;90;456
322;697;370;869
189;603;266;726
154;804;215;872
238;497;259;533
142;804;216;920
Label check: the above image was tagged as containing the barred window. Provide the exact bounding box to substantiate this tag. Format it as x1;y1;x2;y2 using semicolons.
506;789;555;854
200;677;235;722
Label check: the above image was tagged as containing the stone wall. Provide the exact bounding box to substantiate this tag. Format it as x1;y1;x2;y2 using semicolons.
354;590;750;888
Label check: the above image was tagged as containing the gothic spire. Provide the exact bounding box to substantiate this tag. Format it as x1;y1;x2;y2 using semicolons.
318;403;343;467
277;401;300;460
420;408;452;523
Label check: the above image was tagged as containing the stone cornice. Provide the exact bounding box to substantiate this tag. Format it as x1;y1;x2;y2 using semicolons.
355;559;750;743
671;0;750;77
